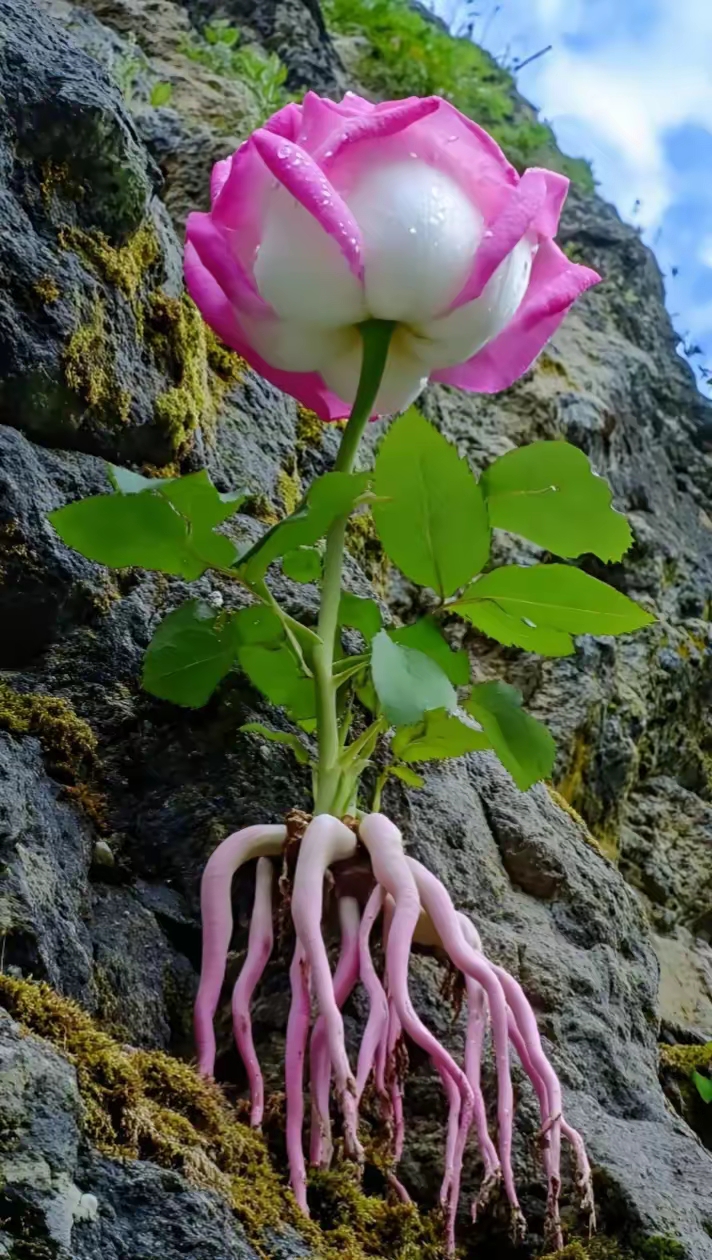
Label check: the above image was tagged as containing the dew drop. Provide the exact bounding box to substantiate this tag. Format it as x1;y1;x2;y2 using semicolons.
277;145;289;159
522;618;537;628
409;226;417;235
484;229;494;238
325;149;334;158
409;151;418;158
446;135;458;143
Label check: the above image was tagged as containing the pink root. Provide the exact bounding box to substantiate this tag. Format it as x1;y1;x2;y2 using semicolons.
291;815;363;1162
231;856;275;1127
286;940;312;1214
407;857;525;1239
356;885;389;1103
309;895;361;1168
386;997;405;1163
463;974;502;1220
360;815;475;1256
195;823;285;1077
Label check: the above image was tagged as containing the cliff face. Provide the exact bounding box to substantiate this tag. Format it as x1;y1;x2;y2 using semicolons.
1;1;712;1258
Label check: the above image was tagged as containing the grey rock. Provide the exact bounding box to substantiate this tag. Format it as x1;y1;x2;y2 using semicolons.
2;0;712;1257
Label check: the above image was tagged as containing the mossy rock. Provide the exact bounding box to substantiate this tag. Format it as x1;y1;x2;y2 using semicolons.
0;976;447;1260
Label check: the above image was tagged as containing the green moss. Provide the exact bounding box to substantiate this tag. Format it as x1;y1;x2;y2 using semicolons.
0;977;445;1260
62;296;131;424
277;460;302;516
324;0;594;189
0;682;97;779
345;509;389;594
60;222;160;300
541;1236;686;1260
242;493;280;525
659;1042;712;1075
146;293;245;455
32;276;60;305
296;405;324;452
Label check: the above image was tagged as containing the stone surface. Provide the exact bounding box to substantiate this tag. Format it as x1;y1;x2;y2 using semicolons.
2;0;712;1257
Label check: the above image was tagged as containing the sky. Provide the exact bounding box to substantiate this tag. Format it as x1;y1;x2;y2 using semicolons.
427;0;712;393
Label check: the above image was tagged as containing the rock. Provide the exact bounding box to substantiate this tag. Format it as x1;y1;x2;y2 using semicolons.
2;0;712;1256
655;929;712;1040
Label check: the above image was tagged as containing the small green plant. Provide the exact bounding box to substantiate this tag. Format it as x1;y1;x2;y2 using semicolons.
111;39;174;111
150;81;173;108
180;22;293;129
323;0;594;189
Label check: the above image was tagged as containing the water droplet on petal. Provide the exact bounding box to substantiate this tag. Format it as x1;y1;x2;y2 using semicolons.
277;146;289;159
484;229;494;238
446;135;458;143
409;151;418;158
409;226;417;235
325;149;334;158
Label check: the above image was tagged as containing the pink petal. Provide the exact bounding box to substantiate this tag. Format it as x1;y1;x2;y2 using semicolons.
263;101;303;140
433;239;600;393
211;138;274;277
210;158;232;208
317;95;441;166
184;242;348;421
327;97;516;222
296;91;375;153
251;128;364;279
453;168;551;307
186;212;271;320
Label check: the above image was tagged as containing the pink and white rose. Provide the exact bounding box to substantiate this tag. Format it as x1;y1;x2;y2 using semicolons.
185;91;600;419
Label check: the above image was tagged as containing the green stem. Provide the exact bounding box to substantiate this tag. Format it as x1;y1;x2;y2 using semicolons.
312;319;395;815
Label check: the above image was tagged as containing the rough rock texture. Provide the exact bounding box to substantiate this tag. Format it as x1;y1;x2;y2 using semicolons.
2;0;712;1256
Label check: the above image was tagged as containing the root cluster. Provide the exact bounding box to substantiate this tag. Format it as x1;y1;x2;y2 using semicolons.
195;812;595;1253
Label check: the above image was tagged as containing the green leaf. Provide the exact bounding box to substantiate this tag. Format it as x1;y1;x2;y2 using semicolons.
692;1071;712;1104
238;642;316;720
233;605;284;645
451;596;575;656
52;468;246;577
240;722;310;765
481;441;633;562
107;465;172;494
454;565;654;639
142;600;239;707
339;592;383;642
50;493;205;578
241;471;370;582
466;681;555;790
150;81;173;106
282;547;322;583
391;616;469;686
372;407;490;597
392;708;490;762
389;765;425;788
371;631;456;727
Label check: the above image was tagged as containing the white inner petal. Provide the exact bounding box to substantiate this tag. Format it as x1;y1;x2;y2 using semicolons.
241;316;358;374
346;160;483;324
254;185;367;327
321;326;428;414
410;237;535;370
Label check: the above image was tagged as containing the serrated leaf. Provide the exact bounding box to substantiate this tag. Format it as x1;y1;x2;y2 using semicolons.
481;441;633;562
142;600;239;706
52;468;246;577
389;765;425;788
339;592;383;642
392;708;490;762
466;681;555;790
452;596;575;656
233;605;284;645
50;493;204;578
241;471;370;581
238;642;316;721
371;630;456;727
373;407;490;597
455;565;654;638
391;616;469;686
240;722;310;765
282;547;322;583
692;1071;712;1104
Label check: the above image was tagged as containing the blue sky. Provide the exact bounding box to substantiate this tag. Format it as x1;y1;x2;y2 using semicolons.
427;0;712;392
